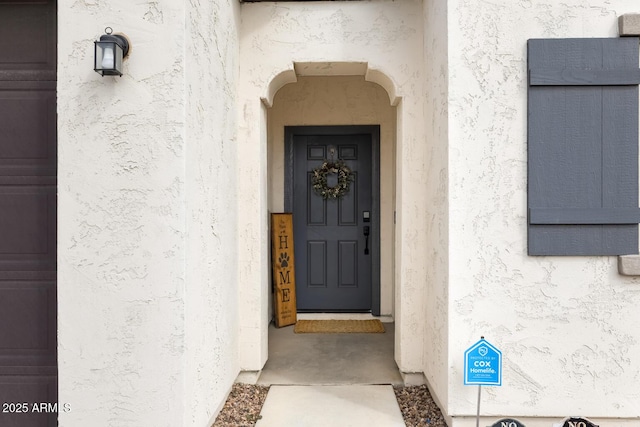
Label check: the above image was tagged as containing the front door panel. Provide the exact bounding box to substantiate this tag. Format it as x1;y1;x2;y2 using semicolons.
286;126;379;312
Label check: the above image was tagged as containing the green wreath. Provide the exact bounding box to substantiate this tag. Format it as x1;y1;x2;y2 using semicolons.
311;160;354;199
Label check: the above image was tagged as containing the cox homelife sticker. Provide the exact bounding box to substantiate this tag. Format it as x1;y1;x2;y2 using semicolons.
464;338;502;386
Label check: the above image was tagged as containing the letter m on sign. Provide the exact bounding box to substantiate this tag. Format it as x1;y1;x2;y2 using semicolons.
528;38;640;255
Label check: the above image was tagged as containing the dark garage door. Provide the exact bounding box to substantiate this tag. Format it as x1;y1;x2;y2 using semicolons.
0;1;58;426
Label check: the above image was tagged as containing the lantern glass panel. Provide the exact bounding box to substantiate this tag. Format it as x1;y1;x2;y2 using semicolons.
94;41;124;76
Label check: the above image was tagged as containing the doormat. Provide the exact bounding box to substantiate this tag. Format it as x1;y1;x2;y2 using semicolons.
293;319;385;334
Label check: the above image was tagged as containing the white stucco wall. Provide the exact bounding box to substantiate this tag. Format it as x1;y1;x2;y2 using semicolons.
423;0;450;410
58;1;240;426
238;0;426;373
446;1;640;424
185;1;241;426
268;75;396;317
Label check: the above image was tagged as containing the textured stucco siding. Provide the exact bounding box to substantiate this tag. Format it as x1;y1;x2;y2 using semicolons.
58;1;241;426
185;1;241;426
447;0;640;422
423;0;450;412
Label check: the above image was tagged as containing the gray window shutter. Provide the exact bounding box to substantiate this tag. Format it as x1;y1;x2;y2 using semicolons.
528;38;640;255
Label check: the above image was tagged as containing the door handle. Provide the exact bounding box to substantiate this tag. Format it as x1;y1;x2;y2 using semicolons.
363;226;370;255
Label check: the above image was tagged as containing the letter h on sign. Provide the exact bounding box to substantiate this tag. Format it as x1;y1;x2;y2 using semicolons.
278;234;288;250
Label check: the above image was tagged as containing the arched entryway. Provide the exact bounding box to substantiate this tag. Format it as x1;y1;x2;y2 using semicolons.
266;73;397;321
237;61;427;383
258;68;401;384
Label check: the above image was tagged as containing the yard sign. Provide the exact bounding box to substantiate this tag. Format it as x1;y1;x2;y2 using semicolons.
464;338;502;386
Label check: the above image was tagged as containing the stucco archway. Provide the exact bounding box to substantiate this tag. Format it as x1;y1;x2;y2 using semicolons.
237;61;426;380
237;53;430;385
266;68;398;321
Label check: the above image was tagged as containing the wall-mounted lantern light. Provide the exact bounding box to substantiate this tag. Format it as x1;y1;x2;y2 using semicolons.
94;27;130;77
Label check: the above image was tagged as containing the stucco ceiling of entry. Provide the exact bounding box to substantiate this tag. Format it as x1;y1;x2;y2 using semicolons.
263;62;398;108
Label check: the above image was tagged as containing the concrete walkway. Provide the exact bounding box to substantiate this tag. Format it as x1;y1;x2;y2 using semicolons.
251;318;406;426
256;385;405;427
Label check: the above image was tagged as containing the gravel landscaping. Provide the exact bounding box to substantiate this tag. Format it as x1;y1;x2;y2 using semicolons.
212;384;270;427
393;385;447;427
212;383;446;427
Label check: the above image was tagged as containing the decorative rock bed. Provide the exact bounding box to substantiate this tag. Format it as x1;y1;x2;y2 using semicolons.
212;383;447;426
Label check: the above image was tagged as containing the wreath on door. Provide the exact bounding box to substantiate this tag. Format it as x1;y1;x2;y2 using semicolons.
311;160;354;199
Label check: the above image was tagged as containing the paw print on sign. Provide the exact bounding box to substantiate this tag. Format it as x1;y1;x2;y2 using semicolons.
278;252;290;269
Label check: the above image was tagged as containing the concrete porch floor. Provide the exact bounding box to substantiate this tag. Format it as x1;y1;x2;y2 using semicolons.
251;318;406;426
256;319;403;386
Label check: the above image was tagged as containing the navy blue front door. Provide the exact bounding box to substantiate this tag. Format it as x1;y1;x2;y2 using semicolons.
285;126;380;313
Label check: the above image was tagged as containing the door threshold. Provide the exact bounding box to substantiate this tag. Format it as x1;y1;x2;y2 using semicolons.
297;312;394;323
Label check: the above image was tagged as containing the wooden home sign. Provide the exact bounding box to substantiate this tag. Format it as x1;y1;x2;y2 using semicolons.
271;213;297;327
